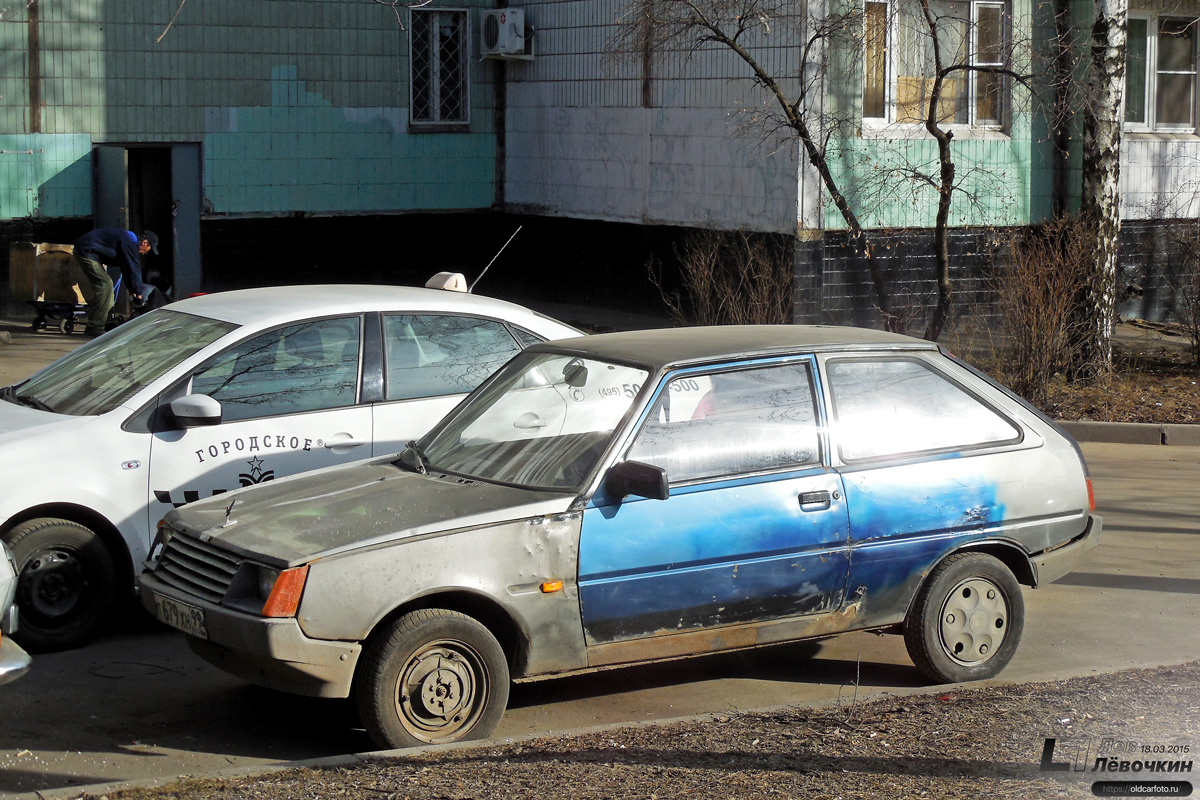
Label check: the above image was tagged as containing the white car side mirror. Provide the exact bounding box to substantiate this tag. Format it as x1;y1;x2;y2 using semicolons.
170;394;223;428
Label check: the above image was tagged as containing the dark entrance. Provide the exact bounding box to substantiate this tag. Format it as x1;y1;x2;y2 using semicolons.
92;144;203;298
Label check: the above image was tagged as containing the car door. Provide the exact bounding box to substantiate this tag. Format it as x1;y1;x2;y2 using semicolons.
577;358;851;646
146;315;371;524
370;313;525;457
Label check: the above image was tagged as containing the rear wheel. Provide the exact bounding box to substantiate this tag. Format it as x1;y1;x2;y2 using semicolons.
355;609;509;750
4;518;117;653
904;552;1024;683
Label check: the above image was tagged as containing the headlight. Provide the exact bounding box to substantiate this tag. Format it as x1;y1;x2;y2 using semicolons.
257;566;281;602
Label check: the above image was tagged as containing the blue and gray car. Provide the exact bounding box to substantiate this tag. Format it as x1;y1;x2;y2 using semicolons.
138;325;1101;750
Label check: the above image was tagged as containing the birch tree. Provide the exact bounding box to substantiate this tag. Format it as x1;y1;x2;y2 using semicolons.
1076;0;1127;376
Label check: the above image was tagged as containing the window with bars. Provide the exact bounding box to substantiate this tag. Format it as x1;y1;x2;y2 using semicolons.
410;9;469;126
1126;14;1198;131
863;0;1008;128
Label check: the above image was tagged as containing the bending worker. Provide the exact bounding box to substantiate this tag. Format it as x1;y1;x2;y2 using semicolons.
72;227;157;336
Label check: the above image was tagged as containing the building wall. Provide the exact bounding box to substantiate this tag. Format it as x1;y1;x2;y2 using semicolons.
503;0;801;234
0;0;497;223
1122;138;1200;220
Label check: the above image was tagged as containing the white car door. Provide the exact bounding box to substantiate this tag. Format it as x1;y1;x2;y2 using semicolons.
370;313;524;457
146;316;372;524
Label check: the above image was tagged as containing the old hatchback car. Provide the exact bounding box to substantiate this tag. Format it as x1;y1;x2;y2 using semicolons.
1;285;580;652
138;325;1101;750
0;542;31;685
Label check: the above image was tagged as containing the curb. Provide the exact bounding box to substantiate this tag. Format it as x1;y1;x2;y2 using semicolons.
1059;420;1200;446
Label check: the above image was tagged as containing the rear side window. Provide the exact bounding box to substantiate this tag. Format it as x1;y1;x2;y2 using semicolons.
828;358;1020;461
628;361;821;483
383;314;521;401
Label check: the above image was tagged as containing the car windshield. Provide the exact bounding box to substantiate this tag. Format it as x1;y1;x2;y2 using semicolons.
10;310;237;416
418;351;650;491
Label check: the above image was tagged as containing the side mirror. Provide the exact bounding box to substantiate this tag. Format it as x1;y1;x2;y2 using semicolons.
605;460;669;501
170;394;222;428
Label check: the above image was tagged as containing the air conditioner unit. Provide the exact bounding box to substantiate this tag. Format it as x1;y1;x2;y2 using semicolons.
481;8;532;60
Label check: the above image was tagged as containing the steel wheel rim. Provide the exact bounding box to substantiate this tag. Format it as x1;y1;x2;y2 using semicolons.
17;547;90;631
395;640;490;743
938;576;1008;666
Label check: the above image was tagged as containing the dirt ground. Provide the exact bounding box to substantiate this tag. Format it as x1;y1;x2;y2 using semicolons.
94;660;1199;800
1042;321;1200;424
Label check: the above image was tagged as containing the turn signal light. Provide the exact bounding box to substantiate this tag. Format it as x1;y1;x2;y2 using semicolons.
540;580;564;594
261;565;309;618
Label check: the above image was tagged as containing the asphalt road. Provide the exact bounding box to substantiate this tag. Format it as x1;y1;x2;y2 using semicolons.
1;441;1197;798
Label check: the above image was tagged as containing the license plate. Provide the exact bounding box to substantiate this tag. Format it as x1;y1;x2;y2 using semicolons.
153;593;208;640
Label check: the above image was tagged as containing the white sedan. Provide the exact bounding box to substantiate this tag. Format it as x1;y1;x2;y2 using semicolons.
0;285;581;652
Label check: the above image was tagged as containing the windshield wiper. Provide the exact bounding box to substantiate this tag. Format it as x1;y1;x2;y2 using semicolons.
15;393;54;413
402;440;429;475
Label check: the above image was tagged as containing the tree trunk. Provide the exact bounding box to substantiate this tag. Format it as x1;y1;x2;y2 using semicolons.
1077;0;1127;377
920;0;956;342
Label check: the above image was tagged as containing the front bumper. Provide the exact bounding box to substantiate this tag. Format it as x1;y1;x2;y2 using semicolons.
1033;513;1103;586
0;635;30;685
138;571;361;698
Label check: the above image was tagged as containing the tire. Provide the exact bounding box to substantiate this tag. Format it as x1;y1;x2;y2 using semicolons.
355;609;510;750
903;552;1024;684
3;518;118;653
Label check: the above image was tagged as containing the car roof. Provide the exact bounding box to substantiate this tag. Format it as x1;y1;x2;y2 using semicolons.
534;325;938;369
166;285;582;335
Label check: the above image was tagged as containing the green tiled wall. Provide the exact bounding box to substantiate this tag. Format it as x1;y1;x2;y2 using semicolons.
0;135;93;218
0;0;496;221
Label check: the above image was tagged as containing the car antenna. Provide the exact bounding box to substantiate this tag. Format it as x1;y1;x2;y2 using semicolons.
469;225;522;293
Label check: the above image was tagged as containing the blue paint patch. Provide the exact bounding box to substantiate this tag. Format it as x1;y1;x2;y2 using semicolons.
579;470;850;643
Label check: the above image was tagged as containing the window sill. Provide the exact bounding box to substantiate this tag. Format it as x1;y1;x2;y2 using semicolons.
1123;129;1200;140
859;122;1011;141
408;122;472;134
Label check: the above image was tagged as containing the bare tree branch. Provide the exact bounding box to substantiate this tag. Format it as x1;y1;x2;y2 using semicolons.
156;0;188;43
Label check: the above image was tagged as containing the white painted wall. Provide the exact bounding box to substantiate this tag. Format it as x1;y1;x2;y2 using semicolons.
503;1;802;234
1122;137;1200;219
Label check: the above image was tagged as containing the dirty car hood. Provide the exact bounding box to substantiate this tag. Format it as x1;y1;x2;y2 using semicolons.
167;460;575;566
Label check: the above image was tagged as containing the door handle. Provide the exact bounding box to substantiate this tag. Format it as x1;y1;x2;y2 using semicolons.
324;436;367;449
798;490;832;509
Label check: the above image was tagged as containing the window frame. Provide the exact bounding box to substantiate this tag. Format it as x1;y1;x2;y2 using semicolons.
824;355;1022;464
185;315;364;424
1125;12;1199;133
863;0;1011;131
625;358;825;487
408;7;471;130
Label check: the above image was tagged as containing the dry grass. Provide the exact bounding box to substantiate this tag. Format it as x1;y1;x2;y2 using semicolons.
950;320;1200;424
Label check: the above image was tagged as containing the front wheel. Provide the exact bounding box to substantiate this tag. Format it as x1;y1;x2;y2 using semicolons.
904;552;1024;684
4;518;118;653
355;609;510;750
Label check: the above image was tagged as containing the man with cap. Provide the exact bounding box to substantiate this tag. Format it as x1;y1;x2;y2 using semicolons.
71;227;158;336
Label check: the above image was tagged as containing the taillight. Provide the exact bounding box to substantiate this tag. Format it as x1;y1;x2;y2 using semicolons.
261;565;309;618
1086;478;1095;511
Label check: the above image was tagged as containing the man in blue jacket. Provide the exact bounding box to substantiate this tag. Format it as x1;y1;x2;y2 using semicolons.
72;228;157;336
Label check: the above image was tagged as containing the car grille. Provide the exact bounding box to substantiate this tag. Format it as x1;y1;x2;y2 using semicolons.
155;533;240;604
